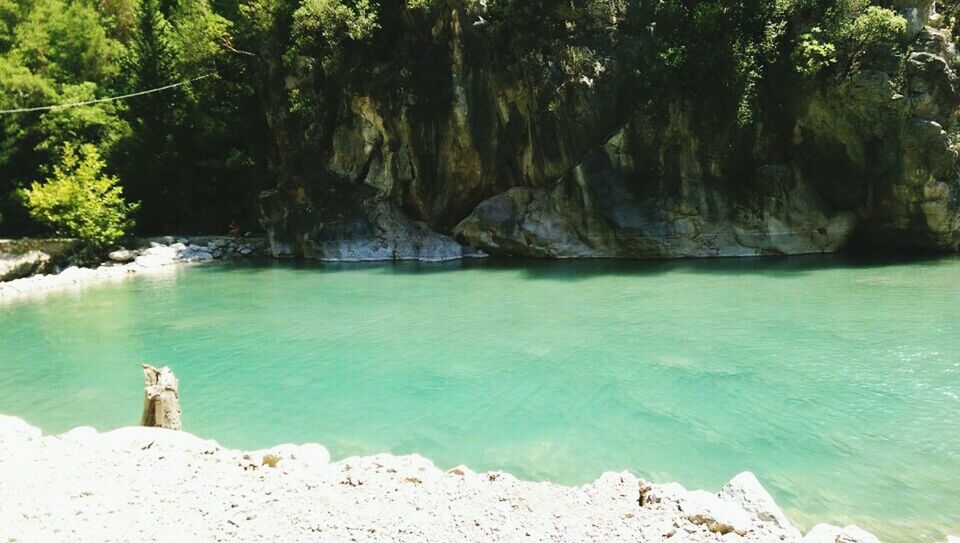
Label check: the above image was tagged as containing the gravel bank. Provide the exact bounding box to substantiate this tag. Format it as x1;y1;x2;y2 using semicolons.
0;415;920;543
0;237;267;303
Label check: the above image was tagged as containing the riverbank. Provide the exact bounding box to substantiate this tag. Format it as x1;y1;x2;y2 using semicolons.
0;236;268;302
0;415;903;543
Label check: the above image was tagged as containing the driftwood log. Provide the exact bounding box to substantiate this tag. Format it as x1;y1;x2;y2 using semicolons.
140;364;182;430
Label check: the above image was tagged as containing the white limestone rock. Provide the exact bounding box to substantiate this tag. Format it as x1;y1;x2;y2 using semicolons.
99;426;221;454
804;523;882;543
135;245;179;268
59;426;98;442
0;415;899;543
0;414;42;447
296;443;331;467
246;443;332;470
107;249;137;263
720;471;798;535
642;482;753;536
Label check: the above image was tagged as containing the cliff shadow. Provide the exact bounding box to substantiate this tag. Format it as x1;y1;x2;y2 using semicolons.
195;251;960;282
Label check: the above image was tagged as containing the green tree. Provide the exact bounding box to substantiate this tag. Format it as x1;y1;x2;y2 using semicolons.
123;0;183;144
0;0;127;235
99;0;139;43
9;0;120;83
0;0;22;51
117;0;188;231
291;0;380;75
114;0;256;234
844;6;906;65
34;83;130;156
24;142;138;249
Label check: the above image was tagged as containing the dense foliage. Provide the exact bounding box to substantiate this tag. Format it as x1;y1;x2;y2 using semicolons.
0;0;265;239
0;0;926;242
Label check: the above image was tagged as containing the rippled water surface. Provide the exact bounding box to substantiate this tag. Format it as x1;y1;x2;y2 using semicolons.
1;256;959;540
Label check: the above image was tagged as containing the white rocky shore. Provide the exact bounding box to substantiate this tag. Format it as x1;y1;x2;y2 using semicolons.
0;237;267;302
1;415;931;543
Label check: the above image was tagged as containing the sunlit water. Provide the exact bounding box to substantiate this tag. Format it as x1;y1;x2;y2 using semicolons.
1;256;958;540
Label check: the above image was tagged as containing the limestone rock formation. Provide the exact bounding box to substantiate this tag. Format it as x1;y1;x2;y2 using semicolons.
258;2;960;260
453;128;861;258
455;21;960;258
264;199;484;261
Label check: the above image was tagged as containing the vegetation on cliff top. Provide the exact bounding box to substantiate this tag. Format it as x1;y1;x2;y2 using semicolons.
0;0;926;245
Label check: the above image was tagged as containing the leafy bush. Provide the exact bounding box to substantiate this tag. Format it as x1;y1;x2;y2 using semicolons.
23;142;138;249
405;0;435;10
844;6;906;63
292;0;379;48
795;27;837;75
792;3;905;76
943;2;960;36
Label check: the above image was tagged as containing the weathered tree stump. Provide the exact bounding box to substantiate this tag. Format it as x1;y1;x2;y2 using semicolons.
140;364;182;430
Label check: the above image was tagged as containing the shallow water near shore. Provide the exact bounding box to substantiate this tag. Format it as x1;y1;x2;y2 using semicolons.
1;255;959;541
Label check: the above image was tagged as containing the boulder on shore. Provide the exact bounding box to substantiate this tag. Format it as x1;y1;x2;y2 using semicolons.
107;249;137;263
0;251;51;281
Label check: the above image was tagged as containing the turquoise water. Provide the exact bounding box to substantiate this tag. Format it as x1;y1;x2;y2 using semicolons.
1;256;959;540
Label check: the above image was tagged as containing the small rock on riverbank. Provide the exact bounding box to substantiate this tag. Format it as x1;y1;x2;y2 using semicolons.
0;415;926;543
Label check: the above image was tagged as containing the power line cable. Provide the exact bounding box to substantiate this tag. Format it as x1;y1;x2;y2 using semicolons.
0;74;213;115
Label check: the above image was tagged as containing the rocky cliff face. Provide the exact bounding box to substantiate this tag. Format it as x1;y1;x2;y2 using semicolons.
258;2;960;260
